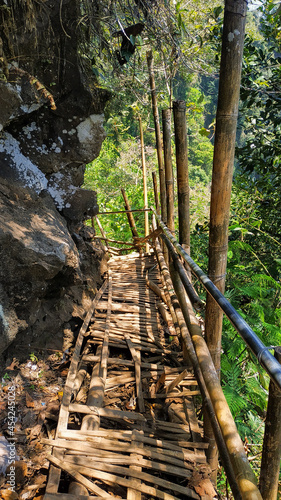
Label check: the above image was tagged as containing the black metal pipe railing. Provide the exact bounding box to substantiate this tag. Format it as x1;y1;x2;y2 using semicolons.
152;208;281;390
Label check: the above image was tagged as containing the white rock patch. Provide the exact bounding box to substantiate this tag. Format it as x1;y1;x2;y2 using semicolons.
0;132;48;193
76;114;104;144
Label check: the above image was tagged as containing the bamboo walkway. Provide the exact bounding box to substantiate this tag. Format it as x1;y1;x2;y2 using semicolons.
44;252;215;500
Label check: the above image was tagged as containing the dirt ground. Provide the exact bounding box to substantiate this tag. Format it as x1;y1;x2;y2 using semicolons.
0;321;81;500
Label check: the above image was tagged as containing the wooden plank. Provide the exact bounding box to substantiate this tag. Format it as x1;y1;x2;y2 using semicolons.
65;454;193;478
128;429;142;500
100;271;112;381
148;390;200;398
43;437;206;464
44;494;120;500
58;429;209;450
68;404;146;421
123;332;145;413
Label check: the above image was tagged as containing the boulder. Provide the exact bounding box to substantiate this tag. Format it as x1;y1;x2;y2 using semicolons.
0;0;109;355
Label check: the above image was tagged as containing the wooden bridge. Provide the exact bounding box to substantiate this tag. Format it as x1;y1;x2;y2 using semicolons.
42;2;281;496
43;248;216;500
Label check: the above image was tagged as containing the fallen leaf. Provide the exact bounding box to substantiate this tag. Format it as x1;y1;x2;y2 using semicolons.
25;393;34;408
0;401;6;411
0;489;18;499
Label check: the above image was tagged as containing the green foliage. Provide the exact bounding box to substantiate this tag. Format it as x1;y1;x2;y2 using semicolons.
236;0;281;238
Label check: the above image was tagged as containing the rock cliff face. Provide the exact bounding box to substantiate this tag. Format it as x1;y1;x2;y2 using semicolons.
0;0;109;355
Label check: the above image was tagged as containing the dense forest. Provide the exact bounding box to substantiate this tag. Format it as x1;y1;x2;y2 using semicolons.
83;0;281;493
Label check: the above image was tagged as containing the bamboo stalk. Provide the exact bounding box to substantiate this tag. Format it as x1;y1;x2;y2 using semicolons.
138;115;149;253
157;303;177;336
169;269;261;499
147;51;166;222
172;100;190;256
259;346;281;500
160;233;203;311
152;171;160;216
162;109;175;233
205;0;247;478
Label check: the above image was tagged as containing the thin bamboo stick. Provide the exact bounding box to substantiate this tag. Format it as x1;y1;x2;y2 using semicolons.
152;172;160;216
162;109;174;233
93;236;134;246
94;216;109;251
98;209;151;215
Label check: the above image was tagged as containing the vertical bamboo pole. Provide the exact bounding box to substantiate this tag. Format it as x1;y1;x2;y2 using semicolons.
162;108;175;233
147;50;167;222
121;188;140;239
138;115;149;253
152;172;160;216
172;100;190;255
204;0;247;481
259;347;281;500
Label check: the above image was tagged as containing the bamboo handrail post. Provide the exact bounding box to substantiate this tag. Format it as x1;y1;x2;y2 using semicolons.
138;114;149;253
172;100;190;257
204;0;247;477
147;50;167;222
259;346;281;500
162;109;175;234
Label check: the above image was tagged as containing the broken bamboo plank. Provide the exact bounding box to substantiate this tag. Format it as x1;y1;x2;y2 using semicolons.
53;461;200;500
46;455;109;498
62;457;195;494
166;369;188;394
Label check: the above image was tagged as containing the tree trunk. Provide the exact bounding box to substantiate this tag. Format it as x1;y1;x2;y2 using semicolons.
259;347;281;500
